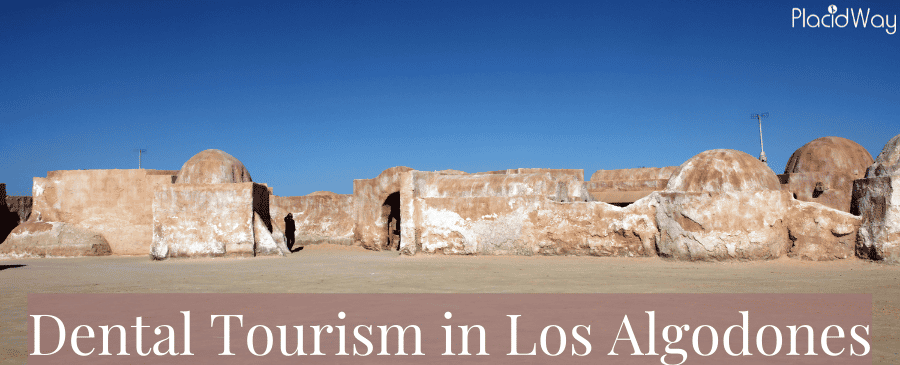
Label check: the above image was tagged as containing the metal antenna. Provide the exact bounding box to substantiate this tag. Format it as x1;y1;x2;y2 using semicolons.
750;112;769;164
134;149;147;169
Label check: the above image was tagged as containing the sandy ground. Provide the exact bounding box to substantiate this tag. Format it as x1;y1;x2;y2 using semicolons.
1;244;899;364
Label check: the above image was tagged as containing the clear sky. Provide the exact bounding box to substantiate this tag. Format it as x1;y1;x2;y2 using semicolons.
1;1;898;196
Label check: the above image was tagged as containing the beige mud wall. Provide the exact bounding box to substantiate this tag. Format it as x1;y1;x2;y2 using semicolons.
779;172;861;213
151;182;272;258
854;176;900;263
270;193;355;246
353;166;413;250
29;169;177;255
399;170;656;256
852;133;900;263
587;166;677;204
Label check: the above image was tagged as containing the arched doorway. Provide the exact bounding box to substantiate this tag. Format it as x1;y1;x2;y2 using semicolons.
381;192;401;250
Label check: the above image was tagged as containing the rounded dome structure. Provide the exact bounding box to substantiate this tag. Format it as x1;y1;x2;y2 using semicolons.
866;133;900;178
666;149;780;193
784;137;873;177
176;149;252;184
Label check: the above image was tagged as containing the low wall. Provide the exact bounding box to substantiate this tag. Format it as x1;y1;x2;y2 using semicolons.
587;166;677;205
29;169;177;255
412;171;589;202
590;166;677;181
399;170;654;256
270;193;355;246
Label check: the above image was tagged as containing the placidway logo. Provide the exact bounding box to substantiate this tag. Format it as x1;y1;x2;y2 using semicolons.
792;5;897;35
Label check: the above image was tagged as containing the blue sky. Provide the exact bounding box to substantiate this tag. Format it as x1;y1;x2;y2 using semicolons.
1;1;898;196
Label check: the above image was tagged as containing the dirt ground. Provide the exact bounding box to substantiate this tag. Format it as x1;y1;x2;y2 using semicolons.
1;244;899;364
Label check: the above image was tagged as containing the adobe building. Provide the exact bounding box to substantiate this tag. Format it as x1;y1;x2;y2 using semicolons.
150;149;288;259
25;169;177;255
779;136;874;213
2;134;899;264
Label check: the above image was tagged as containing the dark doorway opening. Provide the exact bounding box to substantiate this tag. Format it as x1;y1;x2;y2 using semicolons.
382;192;401;250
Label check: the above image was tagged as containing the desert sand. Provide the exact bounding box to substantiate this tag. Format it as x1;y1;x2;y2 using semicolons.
1;244;899;364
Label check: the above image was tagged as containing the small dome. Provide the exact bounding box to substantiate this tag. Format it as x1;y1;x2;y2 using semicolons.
176;149;252;184
666;149;780;193
785;137;873;177
867;133;900;178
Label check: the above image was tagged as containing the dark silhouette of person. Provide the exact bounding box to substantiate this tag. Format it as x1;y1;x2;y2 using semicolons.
284;213;296;251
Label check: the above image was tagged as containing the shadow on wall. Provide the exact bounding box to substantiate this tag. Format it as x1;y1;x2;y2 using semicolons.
0;209;19;243
383;192;401;251
0;264;26;271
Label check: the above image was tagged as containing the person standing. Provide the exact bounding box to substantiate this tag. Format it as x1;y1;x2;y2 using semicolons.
284;213;296;251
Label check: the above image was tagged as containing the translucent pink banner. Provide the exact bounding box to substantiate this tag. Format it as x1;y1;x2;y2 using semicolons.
28;293;871;364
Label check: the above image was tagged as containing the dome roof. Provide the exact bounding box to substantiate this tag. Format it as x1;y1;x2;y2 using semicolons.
666;149;780;193
867;133;900;178
784;136;873;177
176;149;252;184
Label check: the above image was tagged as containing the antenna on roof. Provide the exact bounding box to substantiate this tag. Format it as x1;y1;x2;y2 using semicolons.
134;149;147;169
750;113;769;165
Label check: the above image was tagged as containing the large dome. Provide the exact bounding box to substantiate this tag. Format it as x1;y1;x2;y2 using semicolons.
784;136;873;177
176;149;252;184
666;149;780;193
867;133;900;178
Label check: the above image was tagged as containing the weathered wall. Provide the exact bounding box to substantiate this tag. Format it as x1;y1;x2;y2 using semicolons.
474;168;584;180
29;169;177;255
853;176;900;263
151;182;278;259
655;191;793;260
353;166;413;250
399;170;655;256
853;134;900;264
587;166;677;205
779;172;860;213
527;197;658;257
270;193;355;246
0;222;111;258
784;200;860;261
412;172;589;202
590;166;677;181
